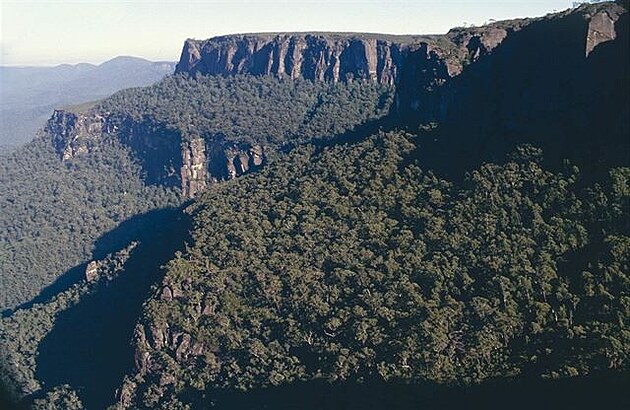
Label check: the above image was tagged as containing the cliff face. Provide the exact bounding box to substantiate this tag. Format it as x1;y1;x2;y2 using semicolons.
46;110;107;161
174;3;626;126
43;2;628;201
586;8;621;56
411;3;629;176
171;27;527;126
174;31;513;87
180;138;207;198
180;137;265;198
176;35;409;86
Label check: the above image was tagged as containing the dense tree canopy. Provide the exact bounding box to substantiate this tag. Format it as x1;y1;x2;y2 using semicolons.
127;132;628;407
0;17;626;405
98;74;393;147
0;138;178;310
0;73;396;408
0;74;393;312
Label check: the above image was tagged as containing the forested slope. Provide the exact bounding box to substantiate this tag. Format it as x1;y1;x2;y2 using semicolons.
0;70;395;409
97;74;393;148
122;132;629;408
0;137;179;310
0;75;393;312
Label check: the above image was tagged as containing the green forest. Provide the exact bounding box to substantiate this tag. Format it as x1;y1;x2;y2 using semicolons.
0;73;398;408
0;74;393;312
98;74;393;147
0;2;628;408
0;137;179;310
126;132;628;408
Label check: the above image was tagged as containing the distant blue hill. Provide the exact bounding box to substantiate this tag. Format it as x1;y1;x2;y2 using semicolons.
0;56;175;151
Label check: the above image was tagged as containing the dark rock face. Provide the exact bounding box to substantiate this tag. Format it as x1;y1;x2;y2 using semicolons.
121;320;214;405
46;110;182;187
115;119;183;187
412;3;629;177
206;140;265;181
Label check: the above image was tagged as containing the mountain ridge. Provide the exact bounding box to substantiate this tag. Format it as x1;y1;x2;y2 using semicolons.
3;56;173;70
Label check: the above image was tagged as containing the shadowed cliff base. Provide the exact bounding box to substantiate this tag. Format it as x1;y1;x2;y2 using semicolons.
181;371;630;410
30;207;190;409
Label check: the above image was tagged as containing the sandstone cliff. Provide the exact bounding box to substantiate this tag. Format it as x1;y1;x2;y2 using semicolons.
46;110;107;161
174;25;537;87
176;34;415;86
175;2;626;125
43;2;628;202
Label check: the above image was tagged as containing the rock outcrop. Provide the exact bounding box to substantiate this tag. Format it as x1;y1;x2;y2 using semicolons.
410;1;629;177
180;138;266;198
180;137;208;198
206;141;265;181
585;9;622;56
84;242;138;283
46;110;107;160
175;26;531;88
46;112;267;199
120;320;216;406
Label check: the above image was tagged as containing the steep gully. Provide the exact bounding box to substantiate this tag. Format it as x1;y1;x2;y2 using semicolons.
30;209;191;409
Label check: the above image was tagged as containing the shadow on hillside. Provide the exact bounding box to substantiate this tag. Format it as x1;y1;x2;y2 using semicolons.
30;207;189;409
197;371;629;410
314;114;398;150
297;8;629;186
2;208;186;318
275;112;398;159
1;265;87;318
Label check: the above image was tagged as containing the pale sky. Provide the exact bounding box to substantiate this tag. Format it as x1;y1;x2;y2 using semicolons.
1;0;577;66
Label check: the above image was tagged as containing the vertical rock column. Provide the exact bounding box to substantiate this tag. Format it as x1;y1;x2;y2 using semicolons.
180;137;208;198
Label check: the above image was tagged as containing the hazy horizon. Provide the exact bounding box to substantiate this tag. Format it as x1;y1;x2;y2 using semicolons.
0;55;176;68
2;0;577;66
